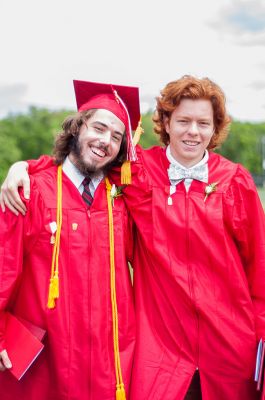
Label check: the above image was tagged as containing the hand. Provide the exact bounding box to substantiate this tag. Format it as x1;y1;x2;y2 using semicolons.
0;349;12;371
0;161;30;216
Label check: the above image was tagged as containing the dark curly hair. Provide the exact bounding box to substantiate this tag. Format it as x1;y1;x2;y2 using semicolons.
153;75;231;150
53;109;127;168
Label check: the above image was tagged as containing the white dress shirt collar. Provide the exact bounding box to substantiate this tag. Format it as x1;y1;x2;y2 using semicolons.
166;145;209;168
62;156;104;196
166;146;209;191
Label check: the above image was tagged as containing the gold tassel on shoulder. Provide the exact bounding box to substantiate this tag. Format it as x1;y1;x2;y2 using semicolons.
121;160;131;185
132;118;144;146
121;118;144;185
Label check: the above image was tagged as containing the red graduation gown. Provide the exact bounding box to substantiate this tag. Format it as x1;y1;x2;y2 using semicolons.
111;146;265;400
0;164;135;400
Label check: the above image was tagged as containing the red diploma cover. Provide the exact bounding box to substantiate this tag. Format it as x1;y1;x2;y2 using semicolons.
5;312;46;380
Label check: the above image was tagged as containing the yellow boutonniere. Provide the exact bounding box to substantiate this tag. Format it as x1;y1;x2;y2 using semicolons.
204;182;218;202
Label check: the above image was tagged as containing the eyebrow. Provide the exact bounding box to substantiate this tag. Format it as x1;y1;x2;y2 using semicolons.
176;115;212;122
92;121;124;136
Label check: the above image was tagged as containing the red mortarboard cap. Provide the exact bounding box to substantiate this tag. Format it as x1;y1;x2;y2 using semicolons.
73;80;140;161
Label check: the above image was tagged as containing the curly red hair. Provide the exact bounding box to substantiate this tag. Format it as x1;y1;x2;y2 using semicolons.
153;75;231;149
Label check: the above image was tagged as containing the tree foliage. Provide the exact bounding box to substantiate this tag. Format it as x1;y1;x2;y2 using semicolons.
0;107;70;182
216;121;265;175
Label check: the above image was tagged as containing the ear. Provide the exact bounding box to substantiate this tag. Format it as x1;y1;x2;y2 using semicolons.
164;116;170;134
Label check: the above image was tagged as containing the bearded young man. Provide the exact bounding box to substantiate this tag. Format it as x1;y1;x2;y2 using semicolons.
0;80;139;400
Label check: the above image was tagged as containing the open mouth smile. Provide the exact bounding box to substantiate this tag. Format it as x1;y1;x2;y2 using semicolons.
90;146;107;158
183;141;200;147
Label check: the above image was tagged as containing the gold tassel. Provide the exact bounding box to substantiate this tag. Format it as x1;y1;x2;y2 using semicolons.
121;160;131;185
116;384;126;400
121;118;144;185
132;118;144;146
52;273;59;299
47;279;56;309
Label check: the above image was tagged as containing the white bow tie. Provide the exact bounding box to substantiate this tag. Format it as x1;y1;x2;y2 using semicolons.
168;163;208;185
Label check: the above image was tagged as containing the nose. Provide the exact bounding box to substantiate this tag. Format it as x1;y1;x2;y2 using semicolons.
99;130;111;146
189;121;199;135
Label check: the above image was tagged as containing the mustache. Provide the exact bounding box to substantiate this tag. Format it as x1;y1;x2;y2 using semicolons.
70;137;110;157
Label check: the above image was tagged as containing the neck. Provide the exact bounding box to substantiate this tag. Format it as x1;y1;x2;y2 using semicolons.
168;147;207;168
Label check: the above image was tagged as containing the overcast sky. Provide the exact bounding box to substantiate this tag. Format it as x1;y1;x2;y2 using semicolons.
1;0;265;122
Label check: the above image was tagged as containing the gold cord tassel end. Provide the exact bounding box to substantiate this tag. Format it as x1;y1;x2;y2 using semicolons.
116;384;126;400
121;160;131;185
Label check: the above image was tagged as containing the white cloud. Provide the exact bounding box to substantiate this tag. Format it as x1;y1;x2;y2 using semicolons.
208;0;265;45
248;80;265;90
0;84;29;117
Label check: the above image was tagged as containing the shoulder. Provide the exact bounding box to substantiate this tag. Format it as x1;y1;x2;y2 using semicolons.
209;152;237;172
30;165;58;202
137;144;165;158
209;154;258;209
31;164;58;184
28;155;55;175
136;145;166;166
209;152;255;190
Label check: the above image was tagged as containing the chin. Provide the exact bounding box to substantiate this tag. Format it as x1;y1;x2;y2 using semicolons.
77;153;114;175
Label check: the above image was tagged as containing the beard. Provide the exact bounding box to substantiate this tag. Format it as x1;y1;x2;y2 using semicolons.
70;136;113;175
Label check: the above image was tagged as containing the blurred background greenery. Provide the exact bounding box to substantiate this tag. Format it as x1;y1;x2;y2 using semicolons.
1;107;265;206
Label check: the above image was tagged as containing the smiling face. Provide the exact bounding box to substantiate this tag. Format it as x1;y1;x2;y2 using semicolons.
165;98;215;167
69;109;125;174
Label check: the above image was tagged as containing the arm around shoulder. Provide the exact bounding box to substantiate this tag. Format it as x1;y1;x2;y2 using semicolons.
0;155;54;215
0;161;29;215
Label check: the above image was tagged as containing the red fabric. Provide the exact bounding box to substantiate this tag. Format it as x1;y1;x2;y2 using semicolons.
0;163;135;400
73;80;140;130
110;146;265;400
79;94;128;126
27;154;55;173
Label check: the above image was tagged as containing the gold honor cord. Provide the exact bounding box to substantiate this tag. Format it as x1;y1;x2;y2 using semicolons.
47;165;63;309
105;177;126;400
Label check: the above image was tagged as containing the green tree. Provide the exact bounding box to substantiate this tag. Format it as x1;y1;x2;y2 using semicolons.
0;107;71;183
216;121;265;174
7;107;71;160
0;131;22;183
141;112;159;148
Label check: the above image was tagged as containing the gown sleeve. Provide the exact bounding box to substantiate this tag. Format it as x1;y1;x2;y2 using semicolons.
224;164;265;340
0;180;43;351
0;204;24;351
